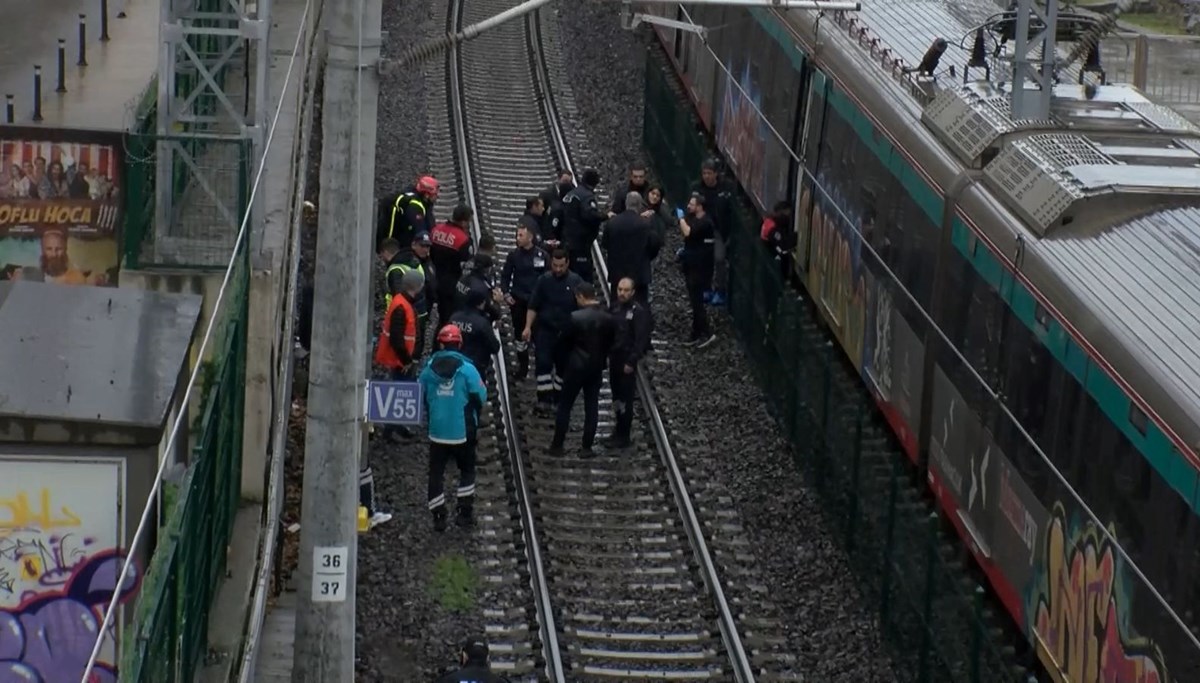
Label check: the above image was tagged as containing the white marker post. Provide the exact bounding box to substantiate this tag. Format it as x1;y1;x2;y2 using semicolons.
311;546;350;603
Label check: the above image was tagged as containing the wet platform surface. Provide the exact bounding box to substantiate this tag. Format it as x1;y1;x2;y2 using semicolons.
0;0;157;131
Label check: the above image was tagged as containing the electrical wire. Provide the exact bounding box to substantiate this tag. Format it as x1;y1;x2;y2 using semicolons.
78;2;313;680
674;2;1200;650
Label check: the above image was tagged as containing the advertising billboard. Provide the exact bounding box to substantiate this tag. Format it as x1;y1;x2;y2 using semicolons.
0;456;133;682
0;128;122;287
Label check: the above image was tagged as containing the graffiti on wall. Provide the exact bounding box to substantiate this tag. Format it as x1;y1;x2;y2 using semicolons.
1029;503;1168;683
0;460;133;683
716;61;768;208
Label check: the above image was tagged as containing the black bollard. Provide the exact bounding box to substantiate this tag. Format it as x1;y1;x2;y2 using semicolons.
32;66;43;122
100;0;110;41
77;15;88;67
5;95;14;124
56;39;67;93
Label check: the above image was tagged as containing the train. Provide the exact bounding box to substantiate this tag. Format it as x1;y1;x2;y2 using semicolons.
646;1;1200;681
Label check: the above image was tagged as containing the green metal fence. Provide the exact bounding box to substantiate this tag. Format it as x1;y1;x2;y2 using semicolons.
643;55;1027;683
118;240;249;681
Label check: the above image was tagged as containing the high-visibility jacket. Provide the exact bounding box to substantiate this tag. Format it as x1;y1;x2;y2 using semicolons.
386;192;427;244
374;293;418;369
385;261;427;316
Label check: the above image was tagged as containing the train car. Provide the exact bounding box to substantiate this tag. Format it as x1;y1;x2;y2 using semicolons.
648;2;1200;681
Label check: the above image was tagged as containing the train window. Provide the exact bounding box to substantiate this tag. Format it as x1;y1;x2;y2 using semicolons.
1128;403;1149;436
1001;315;1053;449
967;231;978;257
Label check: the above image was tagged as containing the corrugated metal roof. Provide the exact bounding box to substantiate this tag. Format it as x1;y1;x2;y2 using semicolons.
856;0;998;75
1037;206;1200;416
0;281;203;429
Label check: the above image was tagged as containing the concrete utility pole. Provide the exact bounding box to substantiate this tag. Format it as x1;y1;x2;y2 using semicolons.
292;0;382;677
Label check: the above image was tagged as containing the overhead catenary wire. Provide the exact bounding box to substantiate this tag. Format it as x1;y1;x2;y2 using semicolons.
676;1;1200;651
78;2;313;680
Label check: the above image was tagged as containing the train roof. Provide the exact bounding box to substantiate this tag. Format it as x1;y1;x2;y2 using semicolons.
781;2;1200;440
1034;205;1200;424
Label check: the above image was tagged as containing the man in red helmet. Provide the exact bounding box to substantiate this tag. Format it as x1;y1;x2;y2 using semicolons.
418;324;488;531
376;175;439;254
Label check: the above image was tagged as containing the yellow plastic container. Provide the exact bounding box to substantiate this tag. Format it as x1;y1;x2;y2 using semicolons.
357;505;369;533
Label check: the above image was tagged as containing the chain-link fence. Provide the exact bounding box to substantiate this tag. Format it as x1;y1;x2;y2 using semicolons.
1101;32;1200;123
118;237;249;682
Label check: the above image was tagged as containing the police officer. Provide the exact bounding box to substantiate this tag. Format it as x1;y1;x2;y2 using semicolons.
382;232;434;358
501;223;547;379
520;196;546;241
608;161;650;216
377;175;438;254
680;193;717;348
605;276;653;450
373;270;424;441
434;636;512;683
690;159;734;306
456;252;502;323
561;167;606;283
429;204;476;325
538;168;573;245
522;249;583;409
549;282;616;456
600;192;661;305
450;288;501;376
419;325;488;531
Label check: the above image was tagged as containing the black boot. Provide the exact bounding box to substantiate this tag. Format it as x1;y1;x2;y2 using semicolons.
455;499;475;528
432;507;448;532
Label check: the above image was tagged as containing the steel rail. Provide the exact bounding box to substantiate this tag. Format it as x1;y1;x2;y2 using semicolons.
446;0;566;679
526;10;758;683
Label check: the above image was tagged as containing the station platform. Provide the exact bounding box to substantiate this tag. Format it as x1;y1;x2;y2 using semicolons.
0;0;156;131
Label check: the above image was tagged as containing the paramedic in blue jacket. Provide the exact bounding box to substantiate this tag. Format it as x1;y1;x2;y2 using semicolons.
419;324;489;531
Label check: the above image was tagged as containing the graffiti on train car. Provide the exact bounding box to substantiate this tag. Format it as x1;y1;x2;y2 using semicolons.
1029;503;1168;683
806;171;867;371
716;61;769;209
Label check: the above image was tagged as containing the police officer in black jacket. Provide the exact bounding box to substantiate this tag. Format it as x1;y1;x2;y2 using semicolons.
456;252;502;323
519;196;546;242
501;223;548;378
549;282;616;457
680;193;717;348
433;636;511;683
608;161;650;216
605;276;653;450
523;249;583;408
561;167;606;283
450;288;501;376
600;192;661;305
538;168;573;245
690;158;735;306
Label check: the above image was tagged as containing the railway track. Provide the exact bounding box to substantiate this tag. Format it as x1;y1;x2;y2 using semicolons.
419;0;806;679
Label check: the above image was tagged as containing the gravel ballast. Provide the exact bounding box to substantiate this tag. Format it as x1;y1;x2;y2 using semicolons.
283;1;900;680
552;2;900;679
281;0;486;680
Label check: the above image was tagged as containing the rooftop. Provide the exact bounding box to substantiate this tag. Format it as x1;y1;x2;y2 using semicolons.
0;0;158;131
0;280;202;429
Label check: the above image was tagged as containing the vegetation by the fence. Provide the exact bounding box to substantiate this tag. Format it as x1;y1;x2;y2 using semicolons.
118;242;249;681
643;53;1027;683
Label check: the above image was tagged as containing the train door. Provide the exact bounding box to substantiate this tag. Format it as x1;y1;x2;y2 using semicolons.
673;6;690;67
792;67;828;278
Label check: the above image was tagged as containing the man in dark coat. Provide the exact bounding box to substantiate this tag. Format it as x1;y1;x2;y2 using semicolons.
600;191;661;305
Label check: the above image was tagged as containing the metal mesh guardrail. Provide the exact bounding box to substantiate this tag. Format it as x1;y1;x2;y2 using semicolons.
643;54;1025;683
117;238;249;681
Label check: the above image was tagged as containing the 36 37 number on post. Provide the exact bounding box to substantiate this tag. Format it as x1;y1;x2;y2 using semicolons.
312;545;349;603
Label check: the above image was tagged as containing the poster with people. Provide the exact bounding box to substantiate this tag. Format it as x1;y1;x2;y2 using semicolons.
0;128;122;287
